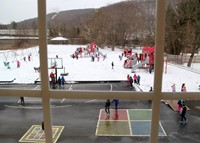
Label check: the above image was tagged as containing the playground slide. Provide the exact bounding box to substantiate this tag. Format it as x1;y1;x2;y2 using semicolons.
131;57;149;72
98;51;104;57
124;58;137;68
132;58;137;66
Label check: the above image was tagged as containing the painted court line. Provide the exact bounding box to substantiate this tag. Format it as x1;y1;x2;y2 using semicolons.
159;122;167;136
69;85;73;91
84;99;96;103
95;109;102;136
127;109;133;136
96;109;167;137
61;98;65;103
110;84;112;91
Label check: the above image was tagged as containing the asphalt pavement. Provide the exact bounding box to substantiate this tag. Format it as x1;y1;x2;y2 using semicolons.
0;83;200;143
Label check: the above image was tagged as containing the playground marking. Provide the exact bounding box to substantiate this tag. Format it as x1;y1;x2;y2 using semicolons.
51;105;72;108
69;85;73;91
84;99;96;103
5;104;71;109
110;84;113;91
96;109;167;137
19;125;64;143
127;109;133;136
32;85;41;90
61;98;65;103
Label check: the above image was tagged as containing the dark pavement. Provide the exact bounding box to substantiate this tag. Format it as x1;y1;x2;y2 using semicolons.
0;83;200;143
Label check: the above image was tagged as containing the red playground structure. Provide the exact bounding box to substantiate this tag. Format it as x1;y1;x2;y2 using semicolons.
123;48;132;57
142;46;155;67
72;42;97;58
123;46;155;72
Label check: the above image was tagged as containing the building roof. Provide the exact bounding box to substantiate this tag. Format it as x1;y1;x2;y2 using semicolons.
50;37;68;41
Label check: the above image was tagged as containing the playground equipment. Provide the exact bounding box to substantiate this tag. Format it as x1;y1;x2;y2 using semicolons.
131;46;155;72
123;48;132;57
1;47;39;69
124;55;137;68
71;42;104;58
48;57;69;82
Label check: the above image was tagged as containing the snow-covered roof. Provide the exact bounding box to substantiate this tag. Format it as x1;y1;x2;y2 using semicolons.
50;37;68;41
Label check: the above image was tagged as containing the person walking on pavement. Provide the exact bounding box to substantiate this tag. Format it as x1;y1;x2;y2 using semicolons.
105;99;111;115
112;99;119;111
179;101;188;124
20;97;25;105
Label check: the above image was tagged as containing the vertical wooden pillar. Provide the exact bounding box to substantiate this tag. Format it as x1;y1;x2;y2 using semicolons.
150;0;166;143
38;0;53;143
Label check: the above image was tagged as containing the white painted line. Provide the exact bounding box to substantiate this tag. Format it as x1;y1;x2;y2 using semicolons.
127;109;133;136
32;85;40;90
159;121;167;136
69;85;73;91
61;98;65;103
4;105;22;109
51;105;72;108
4;104;71;109
84;99;96;103
110;84;112;91
95;109;102;136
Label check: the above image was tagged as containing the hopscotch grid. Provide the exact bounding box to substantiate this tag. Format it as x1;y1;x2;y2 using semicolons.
19;125;64;143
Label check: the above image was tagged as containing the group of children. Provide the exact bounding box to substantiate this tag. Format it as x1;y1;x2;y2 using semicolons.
105;99;119;115
49;72;65;89
127;73;141;88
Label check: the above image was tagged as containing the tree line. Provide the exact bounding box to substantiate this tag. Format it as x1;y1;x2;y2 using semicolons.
1;0;200;67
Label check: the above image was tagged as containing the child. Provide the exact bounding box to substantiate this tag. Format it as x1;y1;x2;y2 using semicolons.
111;61;114;69
179;101;188;124
105;99;111;115
112;99;119;111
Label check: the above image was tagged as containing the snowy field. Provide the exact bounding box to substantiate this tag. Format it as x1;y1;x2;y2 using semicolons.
0;44;200;92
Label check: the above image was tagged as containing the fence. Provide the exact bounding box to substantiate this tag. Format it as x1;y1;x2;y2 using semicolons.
166;54;200;64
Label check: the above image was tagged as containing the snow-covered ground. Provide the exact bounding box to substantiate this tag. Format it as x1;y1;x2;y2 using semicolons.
0;44;200;92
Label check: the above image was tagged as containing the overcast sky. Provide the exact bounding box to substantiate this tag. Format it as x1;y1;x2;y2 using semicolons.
0;0;127;25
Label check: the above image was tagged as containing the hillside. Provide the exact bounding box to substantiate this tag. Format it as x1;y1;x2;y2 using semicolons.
15;9;96;29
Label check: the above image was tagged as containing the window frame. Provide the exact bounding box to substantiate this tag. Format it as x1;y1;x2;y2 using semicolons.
0;0;199;143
